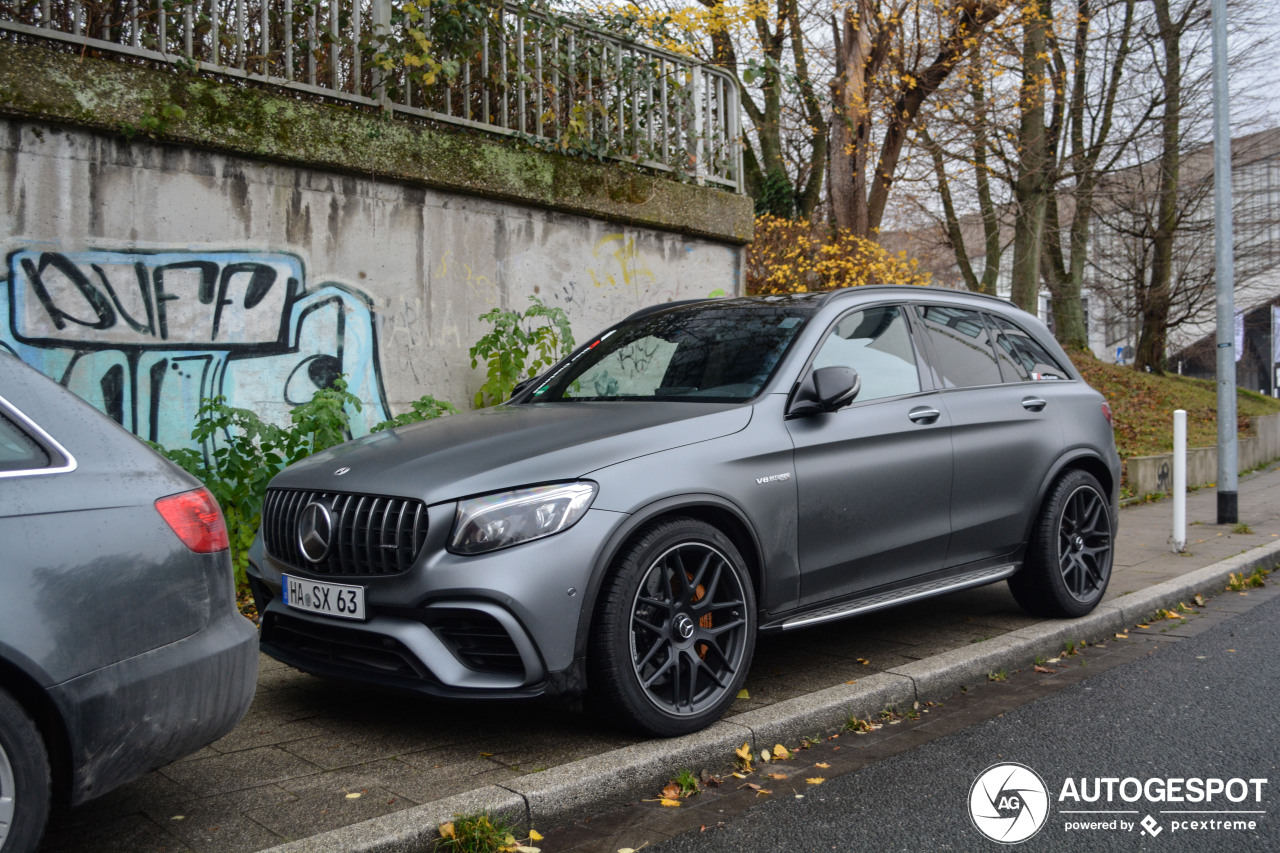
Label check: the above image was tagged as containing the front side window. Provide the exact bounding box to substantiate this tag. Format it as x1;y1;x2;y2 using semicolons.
0;411;50;472
812;305;921;402
535;300;816;403
914;305;1003;388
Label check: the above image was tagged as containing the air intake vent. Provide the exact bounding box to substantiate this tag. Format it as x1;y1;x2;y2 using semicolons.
431;612;525;676
263;488;428;576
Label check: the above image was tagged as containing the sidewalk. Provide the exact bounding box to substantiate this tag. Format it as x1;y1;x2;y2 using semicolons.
39;467;1280;853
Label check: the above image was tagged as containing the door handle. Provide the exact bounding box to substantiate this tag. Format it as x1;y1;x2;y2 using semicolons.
1022;397;1047;412
908;406;941;424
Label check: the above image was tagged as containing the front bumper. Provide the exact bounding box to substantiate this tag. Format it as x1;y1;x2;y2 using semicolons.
49;604;259;805
247;507;625;698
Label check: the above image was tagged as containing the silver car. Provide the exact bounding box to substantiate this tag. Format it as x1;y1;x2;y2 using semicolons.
0;353;258;853
247;287;1120;736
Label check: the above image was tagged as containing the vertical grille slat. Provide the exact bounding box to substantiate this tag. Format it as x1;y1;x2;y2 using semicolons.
262;488;427;577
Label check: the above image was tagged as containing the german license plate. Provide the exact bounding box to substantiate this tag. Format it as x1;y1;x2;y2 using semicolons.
282;574;366;620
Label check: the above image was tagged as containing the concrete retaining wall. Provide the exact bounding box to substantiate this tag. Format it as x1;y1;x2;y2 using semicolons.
0;119;742;451
1127;413;1280;497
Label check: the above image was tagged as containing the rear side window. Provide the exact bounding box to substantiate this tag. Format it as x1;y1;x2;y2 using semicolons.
987;314;1071;382
913;305;1003;388
0;412;50;472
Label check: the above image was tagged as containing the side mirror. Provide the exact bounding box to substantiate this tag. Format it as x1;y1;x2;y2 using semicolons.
788;366;861;417
509;377;538;401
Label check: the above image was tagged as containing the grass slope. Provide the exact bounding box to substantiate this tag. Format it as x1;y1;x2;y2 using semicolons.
1070;351;1280;460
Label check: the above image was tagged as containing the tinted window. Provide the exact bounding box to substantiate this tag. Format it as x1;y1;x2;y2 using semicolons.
914;305;1003;388
813;305;921;402
0;412;50;472
987;314;1071;381
535;301;815;403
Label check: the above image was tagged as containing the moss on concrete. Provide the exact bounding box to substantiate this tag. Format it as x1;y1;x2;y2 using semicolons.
0;41;753;243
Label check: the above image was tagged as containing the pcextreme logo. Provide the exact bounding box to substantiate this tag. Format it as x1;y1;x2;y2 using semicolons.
969;763;1051;844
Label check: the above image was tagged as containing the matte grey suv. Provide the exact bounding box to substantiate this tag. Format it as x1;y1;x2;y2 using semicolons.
0;354;258;853
247;287;1120;736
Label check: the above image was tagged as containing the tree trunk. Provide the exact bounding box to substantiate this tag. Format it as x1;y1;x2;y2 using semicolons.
829;0;874;235
1010;0;1051;313
1135;0;1181;374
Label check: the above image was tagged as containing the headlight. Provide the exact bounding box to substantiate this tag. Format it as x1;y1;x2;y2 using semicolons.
449;482;598;555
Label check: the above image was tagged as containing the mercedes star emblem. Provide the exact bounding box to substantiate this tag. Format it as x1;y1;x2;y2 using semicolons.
297;502;333;563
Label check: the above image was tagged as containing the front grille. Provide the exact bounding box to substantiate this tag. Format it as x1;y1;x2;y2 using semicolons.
430;611;525;676
262;611;437;682
263;488;428;576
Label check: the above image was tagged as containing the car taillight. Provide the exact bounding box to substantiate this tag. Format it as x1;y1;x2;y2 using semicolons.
1101;401;1114;427
155;488;230;553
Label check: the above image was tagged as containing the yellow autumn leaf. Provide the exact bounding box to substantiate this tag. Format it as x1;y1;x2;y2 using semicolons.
815;762;830;769
529;830;544;842
660;798;682;807
736;688;750;699
439;822;456;839
735;742;752;763
345;792;362;799
807;777;826;785
761;749;772;763
773;744;791;760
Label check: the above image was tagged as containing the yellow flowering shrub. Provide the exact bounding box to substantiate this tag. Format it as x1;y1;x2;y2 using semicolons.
745;215;932;295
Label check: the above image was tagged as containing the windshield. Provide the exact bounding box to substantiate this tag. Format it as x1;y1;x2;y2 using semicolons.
529;299;817;403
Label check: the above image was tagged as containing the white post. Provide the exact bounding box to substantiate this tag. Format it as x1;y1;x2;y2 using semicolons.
1172;409;1187;552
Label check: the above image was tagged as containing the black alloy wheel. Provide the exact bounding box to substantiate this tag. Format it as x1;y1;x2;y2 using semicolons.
1057;482;1113;602
590;518;756;736
1009;469;1113;618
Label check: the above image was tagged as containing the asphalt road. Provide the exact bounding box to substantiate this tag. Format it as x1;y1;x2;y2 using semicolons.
653;594;1280;853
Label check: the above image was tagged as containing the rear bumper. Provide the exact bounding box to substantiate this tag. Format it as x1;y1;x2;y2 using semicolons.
49;605;259;805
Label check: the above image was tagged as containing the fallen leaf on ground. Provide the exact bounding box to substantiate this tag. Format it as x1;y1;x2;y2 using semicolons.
529;830;543;842
736;688;750;699
760;750;771;763
439;822;455;839
514;847;540;853
1034;665;1055;674
1194;594;1206;607
815;762;831;769
345;792;362;799
844;680;857;685
659;798;681;807
1137;623;1150;629
766;772;790;780
1115;633;1129;639
662;784;680;800
735;743;752;762
807;777;826;785
773;744;792;760
856;658;870;665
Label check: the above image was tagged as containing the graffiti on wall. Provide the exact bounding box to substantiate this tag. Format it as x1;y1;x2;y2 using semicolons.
1;249;390;453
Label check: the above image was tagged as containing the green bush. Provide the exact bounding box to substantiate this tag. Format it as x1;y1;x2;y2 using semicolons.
469;296;574;407
153;379;455;589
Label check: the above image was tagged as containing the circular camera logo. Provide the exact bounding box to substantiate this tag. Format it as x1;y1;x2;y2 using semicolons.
969;762;1050;844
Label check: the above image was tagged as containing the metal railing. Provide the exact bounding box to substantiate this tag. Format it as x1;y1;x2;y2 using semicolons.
0;0;742;191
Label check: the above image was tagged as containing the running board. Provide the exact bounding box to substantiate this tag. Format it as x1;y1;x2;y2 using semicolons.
781;564;1019;631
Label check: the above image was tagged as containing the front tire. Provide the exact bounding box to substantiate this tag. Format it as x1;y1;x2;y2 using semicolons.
1009;469;1114;618
0;686;51;853
589;518;756;736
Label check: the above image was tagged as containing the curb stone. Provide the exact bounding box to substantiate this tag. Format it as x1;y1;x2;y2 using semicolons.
260;539;1280;853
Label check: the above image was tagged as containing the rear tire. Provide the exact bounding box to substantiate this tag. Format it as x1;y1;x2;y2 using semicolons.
0;686;50;853
1009;469;1113;618
588;518;756;736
